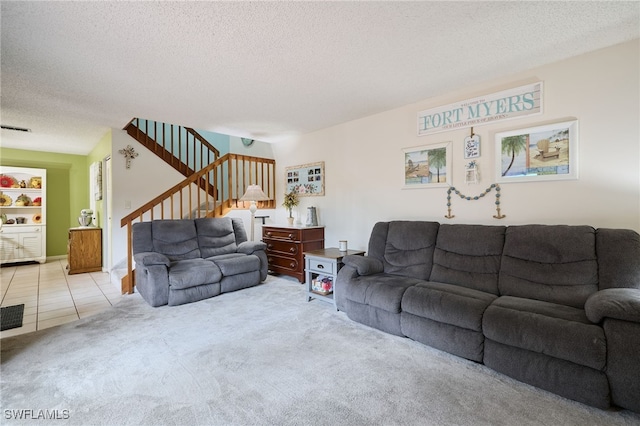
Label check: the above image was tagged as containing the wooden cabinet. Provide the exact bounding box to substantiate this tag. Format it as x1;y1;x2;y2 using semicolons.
68;227;102;274
0;226;44;263
0;166;46;264
262;225;324;282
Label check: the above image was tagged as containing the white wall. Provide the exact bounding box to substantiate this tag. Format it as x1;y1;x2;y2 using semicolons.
110;130;186;267
271;40;640;252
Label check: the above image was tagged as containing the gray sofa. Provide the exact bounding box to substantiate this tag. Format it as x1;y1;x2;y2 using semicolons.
132;218;268;307
336;221;640;412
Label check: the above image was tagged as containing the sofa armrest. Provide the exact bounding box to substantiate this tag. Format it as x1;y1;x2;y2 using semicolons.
237;241;267;255
585;288;640;323
342;255;383;276
134;252;170;267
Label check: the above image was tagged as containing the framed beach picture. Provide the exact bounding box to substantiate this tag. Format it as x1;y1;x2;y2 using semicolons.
403;142;452;189
495;120;578;183
285;161;325;196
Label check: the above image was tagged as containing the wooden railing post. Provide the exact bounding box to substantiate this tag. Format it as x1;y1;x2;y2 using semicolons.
121;221;134;294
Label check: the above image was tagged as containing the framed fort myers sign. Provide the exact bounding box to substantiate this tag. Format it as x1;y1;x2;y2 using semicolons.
417;82;543;136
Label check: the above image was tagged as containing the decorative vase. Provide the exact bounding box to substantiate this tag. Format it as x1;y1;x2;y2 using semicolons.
287;217;294;226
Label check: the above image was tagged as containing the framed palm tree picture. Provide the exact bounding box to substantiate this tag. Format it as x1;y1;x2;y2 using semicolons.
495;120;578;183
403;142;452;189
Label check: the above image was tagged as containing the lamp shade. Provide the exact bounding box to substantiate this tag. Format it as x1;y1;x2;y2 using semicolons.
240;185;269;202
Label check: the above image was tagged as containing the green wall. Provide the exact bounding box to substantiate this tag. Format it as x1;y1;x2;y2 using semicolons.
0;147;89;257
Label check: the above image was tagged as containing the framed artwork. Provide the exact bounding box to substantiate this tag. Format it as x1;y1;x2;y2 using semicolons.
465;161;479;184
91;161;102;201
496;120;578;183
285;161;325;196
403;142;452;189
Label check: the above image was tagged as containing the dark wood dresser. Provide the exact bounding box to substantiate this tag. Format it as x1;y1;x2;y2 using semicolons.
262;225;324;282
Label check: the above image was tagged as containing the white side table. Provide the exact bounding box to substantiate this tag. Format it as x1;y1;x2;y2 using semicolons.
304;248;365;310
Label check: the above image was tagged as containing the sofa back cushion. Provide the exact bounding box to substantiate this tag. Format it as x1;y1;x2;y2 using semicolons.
230;218;249;245
132;222;153;254
430;224;506;295
195;218;240;258
596;228;640;290
499;225;598;308
368;221;439;280
151;220;201;261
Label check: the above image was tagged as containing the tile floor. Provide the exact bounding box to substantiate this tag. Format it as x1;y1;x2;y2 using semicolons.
0;259;122;338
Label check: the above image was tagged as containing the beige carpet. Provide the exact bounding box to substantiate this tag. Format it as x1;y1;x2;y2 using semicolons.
1;275;639;425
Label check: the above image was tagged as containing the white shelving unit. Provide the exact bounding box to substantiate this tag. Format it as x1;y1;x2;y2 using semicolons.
0;166;47;264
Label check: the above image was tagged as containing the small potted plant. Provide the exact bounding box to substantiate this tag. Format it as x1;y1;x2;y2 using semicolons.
282;191;299;225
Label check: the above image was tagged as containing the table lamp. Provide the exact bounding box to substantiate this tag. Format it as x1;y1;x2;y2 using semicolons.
240;184;269;240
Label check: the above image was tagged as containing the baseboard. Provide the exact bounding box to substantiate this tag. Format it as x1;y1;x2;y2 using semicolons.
46;255;67;262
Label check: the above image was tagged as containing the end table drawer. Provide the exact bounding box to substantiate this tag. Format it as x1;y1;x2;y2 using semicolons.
263;228;301;241
308;258;335;275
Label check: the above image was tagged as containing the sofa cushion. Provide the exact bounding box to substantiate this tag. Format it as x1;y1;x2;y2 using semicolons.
151;220;201;261
483;296;606;371
430;224;505;295
402;281;497;332
168;259;222;290
206;253;246;262
499;225;598;308
368;221;439;280
343;274;423;313
596;228;640;290
132;222;153;253
195;217;238;258
213;255;260;277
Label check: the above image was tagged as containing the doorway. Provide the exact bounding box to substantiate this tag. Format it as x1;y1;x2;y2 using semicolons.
103;155;112;272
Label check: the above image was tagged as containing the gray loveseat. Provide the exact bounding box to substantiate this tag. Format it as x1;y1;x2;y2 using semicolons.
132;218;268;307
336;221;640;412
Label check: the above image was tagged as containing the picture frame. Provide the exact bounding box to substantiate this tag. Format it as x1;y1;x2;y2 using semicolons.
465;161;479;184
285;161;325;196
495;120;578;183
403;142;452;189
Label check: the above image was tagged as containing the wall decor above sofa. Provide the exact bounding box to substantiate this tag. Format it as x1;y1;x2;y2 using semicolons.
403;142;452;189
496;119;578;183
445;183;504;219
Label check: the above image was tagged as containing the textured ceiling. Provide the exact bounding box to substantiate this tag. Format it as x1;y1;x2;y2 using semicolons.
1;1;639;155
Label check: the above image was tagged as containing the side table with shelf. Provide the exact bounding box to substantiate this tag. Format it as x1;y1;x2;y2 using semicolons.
305;248;365;309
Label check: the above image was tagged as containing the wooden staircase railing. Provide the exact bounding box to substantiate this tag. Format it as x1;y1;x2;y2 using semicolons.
124;117;221;178
119;153;276;294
